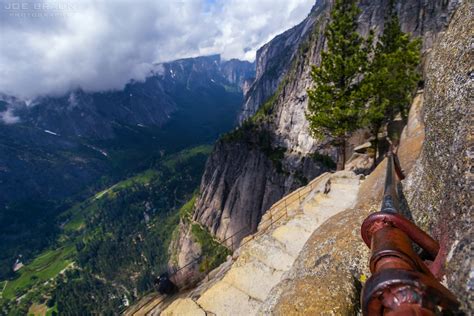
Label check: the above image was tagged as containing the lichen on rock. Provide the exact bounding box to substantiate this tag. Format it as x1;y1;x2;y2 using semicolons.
403;2;473;312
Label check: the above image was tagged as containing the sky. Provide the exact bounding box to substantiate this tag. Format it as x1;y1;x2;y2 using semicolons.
0;0;315;99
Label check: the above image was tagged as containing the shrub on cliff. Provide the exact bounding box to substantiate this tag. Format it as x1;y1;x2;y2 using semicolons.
191;224;231;273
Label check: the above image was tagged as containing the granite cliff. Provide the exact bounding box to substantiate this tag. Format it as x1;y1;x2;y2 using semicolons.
170;0;461;278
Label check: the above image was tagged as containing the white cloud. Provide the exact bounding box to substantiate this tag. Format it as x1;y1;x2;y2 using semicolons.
0;108;20;124
0;0;315;99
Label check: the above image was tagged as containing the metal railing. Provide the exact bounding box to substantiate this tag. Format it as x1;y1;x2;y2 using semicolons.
360;147;459;315
170;173;325;276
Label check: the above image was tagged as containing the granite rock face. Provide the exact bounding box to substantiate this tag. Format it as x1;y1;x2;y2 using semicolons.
167;222;203;288
220;59;256;91
171;0;462;284
193;140;288;247
238;0;330;123
403;2;473;311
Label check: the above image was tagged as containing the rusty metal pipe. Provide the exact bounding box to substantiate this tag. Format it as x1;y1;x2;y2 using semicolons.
361;212;440;260
369;226;418;273
360;149;459;315
381;152;399;214
384;305;435;316
362;269;460;314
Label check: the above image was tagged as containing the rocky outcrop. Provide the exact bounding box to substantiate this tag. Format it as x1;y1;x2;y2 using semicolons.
193;139;288;246
174;0;461;269
192;128;334;247
167;222;203;287
403;2;473;311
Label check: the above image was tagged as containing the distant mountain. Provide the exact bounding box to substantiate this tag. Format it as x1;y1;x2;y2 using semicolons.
0;54;254;280
220;58;256;91
0;54;254;204
3;55;254;139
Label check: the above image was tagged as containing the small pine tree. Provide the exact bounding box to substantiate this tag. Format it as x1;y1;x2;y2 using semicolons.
306;0;371;170
360;6;421;166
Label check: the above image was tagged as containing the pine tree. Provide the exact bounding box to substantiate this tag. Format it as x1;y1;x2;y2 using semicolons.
306;0;371;170
360;6;421;167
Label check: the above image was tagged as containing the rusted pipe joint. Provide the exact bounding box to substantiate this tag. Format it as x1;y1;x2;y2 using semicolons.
361;269;460;315
369;226;419;273
361;212;440;260
361;150;459;315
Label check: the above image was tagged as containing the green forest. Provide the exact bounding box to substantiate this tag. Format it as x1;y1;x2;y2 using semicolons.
0;145;212;315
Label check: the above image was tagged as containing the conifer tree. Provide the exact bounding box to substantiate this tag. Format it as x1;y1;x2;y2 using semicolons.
361;6;421;167
306;0;370;170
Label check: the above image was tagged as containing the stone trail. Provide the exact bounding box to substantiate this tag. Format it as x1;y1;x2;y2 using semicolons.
158;170;361;316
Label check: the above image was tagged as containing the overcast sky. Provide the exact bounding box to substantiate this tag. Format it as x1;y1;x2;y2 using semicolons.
0;0;315;99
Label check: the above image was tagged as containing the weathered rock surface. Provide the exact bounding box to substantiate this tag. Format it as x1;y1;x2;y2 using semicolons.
403;2;473;312
167;222;203;288
161;298;206;316
192;137;332;248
